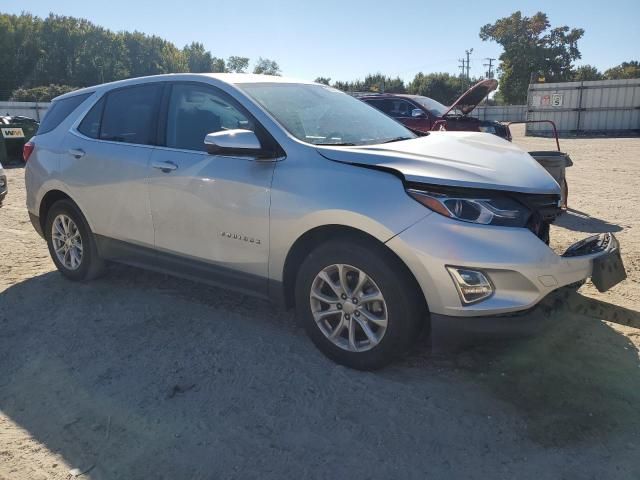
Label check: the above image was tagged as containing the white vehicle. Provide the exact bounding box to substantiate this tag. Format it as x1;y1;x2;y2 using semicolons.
24;74;626;369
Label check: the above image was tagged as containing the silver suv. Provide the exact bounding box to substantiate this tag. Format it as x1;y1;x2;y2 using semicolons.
24;74;625;369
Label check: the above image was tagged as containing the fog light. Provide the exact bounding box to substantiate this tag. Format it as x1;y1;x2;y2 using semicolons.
446;267;493;305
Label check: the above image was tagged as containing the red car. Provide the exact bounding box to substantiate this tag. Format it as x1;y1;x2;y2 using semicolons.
358;79;511;140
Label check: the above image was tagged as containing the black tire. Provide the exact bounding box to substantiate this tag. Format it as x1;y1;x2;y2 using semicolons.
45;199;105;281
295;237;428;370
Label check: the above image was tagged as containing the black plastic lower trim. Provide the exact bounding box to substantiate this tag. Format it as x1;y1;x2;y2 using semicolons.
95;235;275;300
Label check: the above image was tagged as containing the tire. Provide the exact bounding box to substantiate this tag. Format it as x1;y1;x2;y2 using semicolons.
45;199;105;281
295;238;428;370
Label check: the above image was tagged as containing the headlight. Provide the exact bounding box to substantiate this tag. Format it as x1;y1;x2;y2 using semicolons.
407;186;531;227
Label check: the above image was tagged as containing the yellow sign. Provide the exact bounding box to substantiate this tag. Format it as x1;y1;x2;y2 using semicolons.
1;127;25;139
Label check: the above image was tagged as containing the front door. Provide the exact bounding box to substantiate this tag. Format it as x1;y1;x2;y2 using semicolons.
147;82;275;294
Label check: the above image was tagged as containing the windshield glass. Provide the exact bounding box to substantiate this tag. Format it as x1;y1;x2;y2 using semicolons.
412;96;449;117
239;83;415;146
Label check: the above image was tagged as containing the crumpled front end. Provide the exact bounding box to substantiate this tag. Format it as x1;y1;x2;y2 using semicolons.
386;209;624;317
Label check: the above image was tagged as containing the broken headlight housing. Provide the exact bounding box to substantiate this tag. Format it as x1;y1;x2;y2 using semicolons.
407;186;531;227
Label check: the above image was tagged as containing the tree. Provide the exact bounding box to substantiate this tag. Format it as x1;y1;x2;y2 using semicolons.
10;84;77;101
572;65;603;81
314;76;331;85
183;42;215;73
333;73;405;93
604;61;640;80
253;57;281;76
226;56;249;73
0;12;279;100
406;72;467;104
480;11;584;104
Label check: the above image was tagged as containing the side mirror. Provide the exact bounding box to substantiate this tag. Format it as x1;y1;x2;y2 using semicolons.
411;108;426;118
204;129;263;156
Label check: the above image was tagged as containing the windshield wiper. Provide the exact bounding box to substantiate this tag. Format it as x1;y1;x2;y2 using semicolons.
380;136;413;144
316;142;357;146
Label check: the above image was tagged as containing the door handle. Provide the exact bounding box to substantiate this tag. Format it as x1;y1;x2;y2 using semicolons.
152;160;178;173
68;148;85;159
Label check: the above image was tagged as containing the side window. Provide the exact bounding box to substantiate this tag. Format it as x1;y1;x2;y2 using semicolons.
37;93;92;135
99;84;162;145
77;97;105;139
366;99;392;116
166;83;253;152
388;100;414;118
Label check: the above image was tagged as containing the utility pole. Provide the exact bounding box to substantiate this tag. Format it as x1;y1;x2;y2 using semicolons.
483;58;496;79
458;58;466;78
459;58;467;91
465;48;473;81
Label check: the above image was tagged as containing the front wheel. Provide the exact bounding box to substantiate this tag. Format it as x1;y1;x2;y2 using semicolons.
45;199;104;281
295;239;427;370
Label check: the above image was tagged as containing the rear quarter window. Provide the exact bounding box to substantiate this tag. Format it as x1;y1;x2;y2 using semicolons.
37;93;93;135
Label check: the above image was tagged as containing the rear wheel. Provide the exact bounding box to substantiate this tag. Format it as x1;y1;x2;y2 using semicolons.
295;239;427;370
45;199;104;281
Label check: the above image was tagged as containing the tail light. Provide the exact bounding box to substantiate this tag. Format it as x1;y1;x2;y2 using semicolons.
23;141;35;162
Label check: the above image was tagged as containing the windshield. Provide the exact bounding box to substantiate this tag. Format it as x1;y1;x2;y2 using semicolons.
239;83;415;146
412;96;449;117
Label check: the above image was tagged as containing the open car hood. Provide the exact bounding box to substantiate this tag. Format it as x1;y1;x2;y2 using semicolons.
316;131;561;195
443;79;498;116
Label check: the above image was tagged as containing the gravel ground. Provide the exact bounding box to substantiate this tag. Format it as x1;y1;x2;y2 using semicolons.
1;126;639;479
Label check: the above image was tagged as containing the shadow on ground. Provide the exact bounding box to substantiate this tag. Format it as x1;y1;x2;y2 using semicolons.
556;209;623;233
1;266;639;479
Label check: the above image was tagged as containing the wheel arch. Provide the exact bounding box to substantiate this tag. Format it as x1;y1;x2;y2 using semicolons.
279;224;428;316
38;190;77;233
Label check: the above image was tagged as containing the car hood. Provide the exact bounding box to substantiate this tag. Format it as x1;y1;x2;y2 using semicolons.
443;79;498;116
316;131;561;195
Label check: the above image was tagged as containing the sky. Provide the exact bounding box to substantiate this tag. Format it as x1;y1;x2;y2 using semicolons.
4;0;639;82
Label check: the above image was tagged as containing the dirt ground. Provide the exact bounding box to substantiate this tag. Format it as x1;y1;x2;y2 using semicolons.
1;125;639;479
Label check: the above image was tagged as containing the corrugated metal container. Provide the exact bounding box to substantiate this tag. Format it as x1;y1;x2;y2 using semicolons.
526;79;640;136
471;105;527;122
0;101;50;121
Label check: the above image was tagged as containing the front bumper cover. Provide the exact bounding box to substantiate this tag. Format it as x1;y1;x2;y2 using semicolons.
386;213;625;317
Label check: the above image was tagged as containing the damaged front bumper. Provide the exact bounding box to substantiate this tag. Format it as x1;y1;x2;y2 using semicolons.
386;213;626;317
562;233;626;292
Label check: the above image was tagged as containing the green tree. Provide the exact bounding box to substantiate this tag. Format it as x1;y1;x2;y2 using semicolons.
406;72;467;104
122;31;187;77
183;42;215;73
0;12;279;100
333;73;405;93
10;84;77;101
604;61;640;79
226;56;249;73
253;57;281;76
74;27;129;85
314;76;331;85
480;11;584;104
572;65;603;81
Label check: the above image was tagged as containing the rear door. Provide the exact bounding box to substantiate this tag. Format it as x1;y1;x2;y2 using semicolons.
146;82;275;293
66;83;163;248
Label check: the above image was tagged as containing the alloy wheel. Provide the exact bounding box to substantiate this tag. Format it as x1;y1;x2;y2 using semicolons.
309;264;388;352
51;214;83;270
